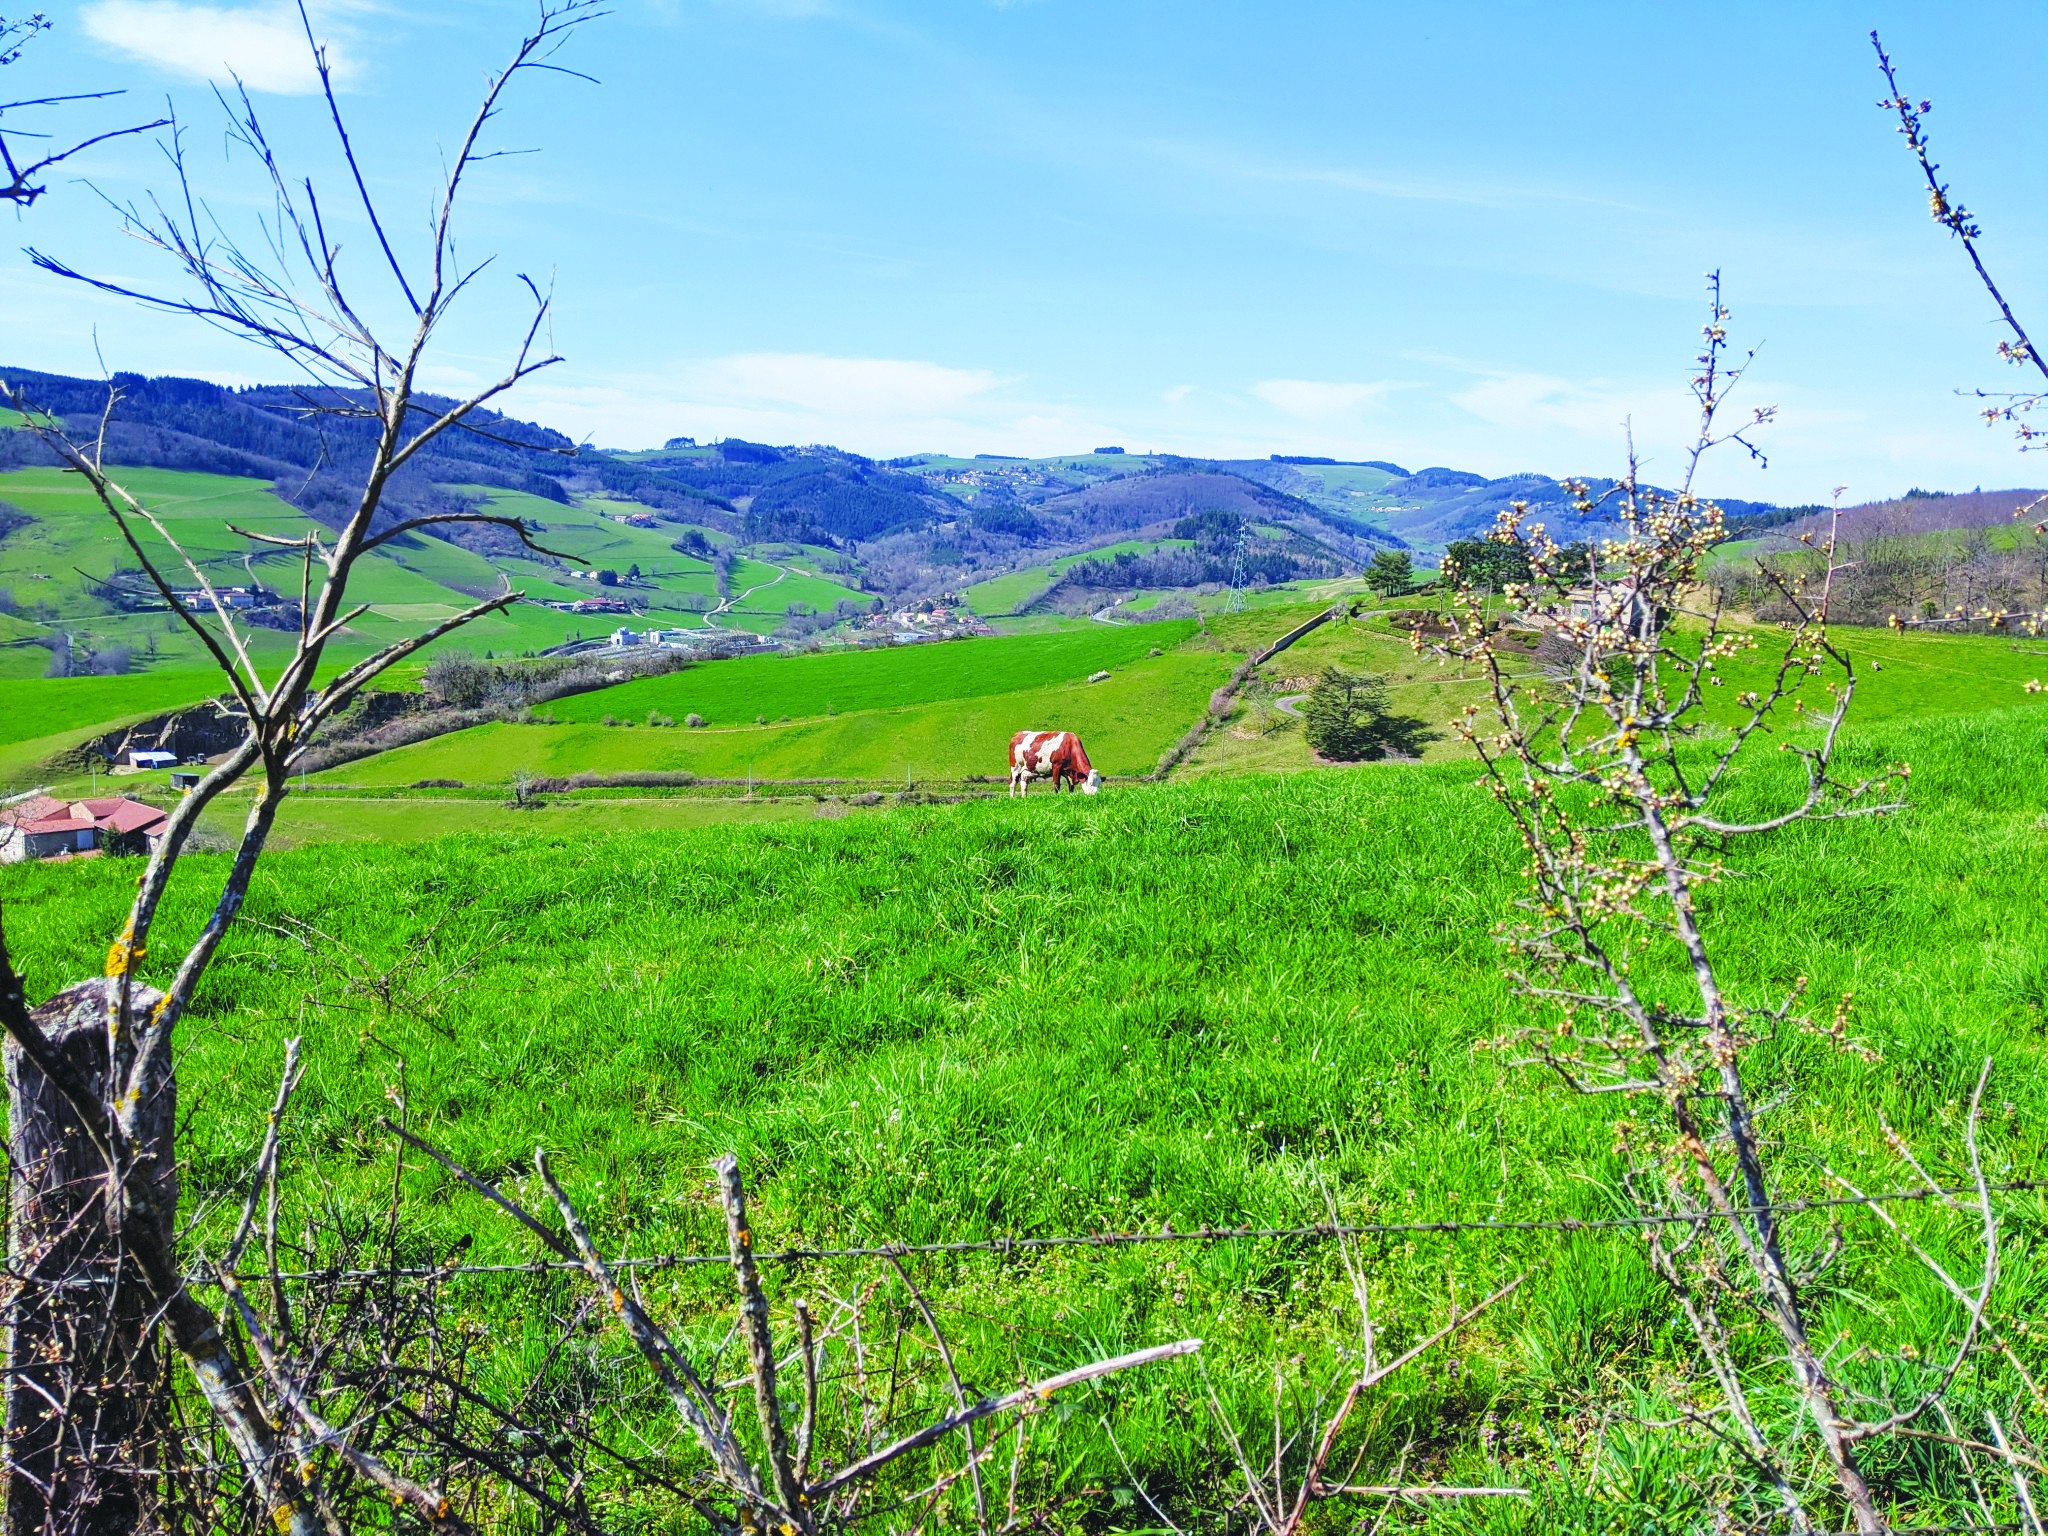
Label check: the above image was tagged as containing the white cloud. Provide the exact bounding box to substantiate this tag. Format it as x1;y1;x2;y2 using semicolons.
1161;383;1195;406
79;1;358;94
1253;378;1398;421
518;352;1124;458
1445;370;1704;455
684;352;1001;421
1451;372;1632;439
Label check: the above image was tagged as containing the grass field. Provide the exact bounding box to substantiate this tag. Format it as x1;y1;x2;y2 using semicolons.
0;669;234;787
6;699;2045;1528
1119;576;1367;617
1707;515;2048;575
9;470;2048;1527
1284;462;1400;497
0;466;869;673
0;656;410;791
548;622;1197;726
960;538;1195;616
195;790;829;846
322;643;1231;784
1191;609;2048;775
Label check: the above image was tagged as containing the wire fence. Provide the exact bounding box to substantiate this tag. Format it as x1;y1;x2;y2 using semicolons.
205;1176;2047;1287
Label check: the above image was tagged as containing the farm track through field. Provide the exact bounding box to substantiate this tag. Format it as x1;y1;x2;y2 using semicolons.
702;562;788;629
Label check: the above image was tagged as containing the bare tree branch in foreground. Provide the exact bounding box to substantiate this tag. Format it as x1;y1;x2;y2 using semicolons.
0;4;605;1527
1431;278;2032;1534
1136;1194;1529;1536
0;13;168;209
383;1122;1200;1534
1869;34;2048;653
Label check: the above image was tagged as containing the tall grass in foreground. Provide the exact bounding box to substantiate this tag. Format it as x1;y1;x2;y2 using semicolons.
5;707;2046;1528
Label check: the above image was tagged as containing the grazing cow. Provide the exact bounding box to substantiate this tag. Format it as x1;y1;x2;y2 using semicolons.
1009;730;1102;797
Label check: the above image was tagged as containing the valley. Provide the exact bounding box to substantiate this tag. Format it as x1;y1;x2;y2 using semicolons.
9;371;2048;1536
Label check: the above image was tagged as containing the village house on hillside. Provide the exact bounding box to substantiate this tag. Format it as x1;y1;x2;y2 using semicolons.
171;585;273;611
0;795;169;863
857;593;996;642
1522;576;1664;643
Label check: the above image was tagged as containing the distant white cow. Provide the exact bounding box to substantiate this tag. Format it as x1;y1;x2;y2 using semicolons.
1008;730;1101;797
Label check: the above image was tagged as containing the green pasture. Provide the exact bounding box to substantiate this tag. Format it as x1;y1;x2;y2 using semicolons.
984;612;1094;635
321;644;1229;785
0;668;229;750
0;644;49;682
729;566;869;617
959;564;1060;617
193;790;823;846
0;468;606;664
1283;462;1400;497
547;621;1198;727
0;468;315;613
1708;515;2048;575
460;486;687;573
960;538;1195;616
5;701;2045;1528
0;668;229;787
1195;609;2048;775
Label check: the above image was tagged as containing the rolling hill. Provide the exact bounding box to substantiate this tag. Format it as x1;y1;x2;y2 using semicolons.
0;360;1824;714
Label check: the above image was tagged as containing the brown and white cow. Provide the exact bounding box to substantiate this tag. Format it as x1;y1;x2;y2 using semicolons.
1009;730;1102;797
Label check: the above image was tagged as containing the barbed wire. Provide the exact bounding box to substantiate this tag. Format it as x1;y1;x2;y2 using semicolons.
198;1176;2045;1287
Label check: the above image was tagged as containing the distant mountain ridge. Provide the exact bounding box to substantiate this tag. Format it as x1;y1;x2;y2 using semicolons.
3;364;1785;571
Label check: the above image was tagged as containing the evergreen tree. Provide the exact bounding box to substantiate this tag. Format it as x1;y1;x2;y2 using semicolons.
1442;538;1530;590
1366;549;1413;594
1302;665;1431;761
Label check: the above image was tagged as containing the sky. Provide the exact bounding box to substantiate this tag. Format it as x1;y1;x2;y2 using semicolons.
7;0;2048;504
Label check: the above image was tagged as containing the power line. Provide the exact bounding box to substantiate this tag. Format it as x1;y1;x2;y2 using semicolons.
205;1178;2044;1287
1226;524;1248;614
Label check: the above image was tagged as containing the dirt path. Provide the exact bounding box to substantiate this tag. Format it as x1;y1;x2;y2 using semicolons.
702;563;789;630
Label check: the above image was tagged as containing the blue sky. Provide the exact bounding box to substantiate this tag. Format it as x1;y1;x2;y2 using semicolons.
8;0;2048;503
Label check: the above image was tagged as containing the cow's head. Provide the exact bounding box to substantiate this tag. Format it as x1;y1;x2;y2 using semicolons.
1082;769;1102;795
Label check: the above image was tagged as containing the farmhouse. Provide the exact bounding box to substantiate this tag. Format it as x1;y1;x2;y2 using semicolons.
0;795;169;863
171;585;269;610
607;626;701;651
1523;577;1663;642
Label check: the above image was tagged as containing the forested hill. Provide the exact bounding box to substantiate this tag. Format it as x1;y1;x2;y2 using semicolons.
0;368;744;551
2;366;1785;562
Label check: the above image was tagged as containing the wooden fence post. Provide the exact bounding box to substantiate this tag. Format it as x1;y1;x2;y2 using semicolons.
5;977;175;1536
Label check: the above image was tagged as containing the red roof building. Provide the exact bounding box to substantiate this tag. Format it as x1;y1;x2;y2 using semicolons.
1;796;169;863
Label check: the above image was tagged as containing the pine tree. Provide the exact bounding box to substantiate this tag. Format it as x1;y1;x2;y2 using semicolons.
1303;666;1408;761
1366;549;1413;594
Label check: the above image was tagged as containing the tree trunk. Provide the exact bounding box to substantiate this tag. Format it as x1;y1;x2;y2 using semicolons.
5;978;175;1536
